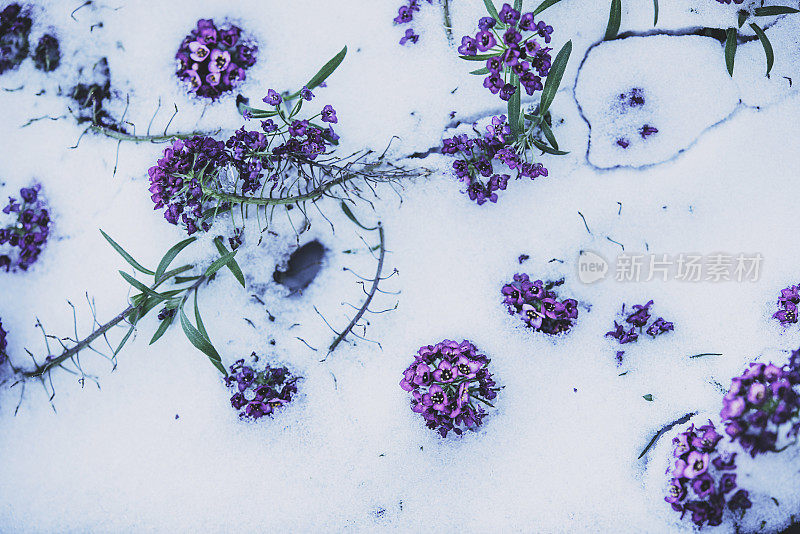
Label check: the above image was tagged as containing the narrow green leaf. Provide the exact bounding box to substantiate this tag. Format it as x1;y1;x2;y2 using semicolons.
180;307;226;375
149;313;174;345
204;248;239;278
725;27;737;76
750;23;775;75
173;275;202;284
100;229;154;275
341;202;376;231
304;46;347;92
483;0;501;22
754;6;799;16
653;0;659;26
533;0;564;16
539;119;559;150
119;271;164;300
469;67;491;75
115;324;135;355
737;9;748;28
539;40;572;116
155;237;196;282
643;394;654;401
236;100;280;119
459;53;500;61
514;0;522;12
213;238;246;288
509;75;521;140
605;0;622;41
193;290;208;340
530;137;570;155
157;265;194;287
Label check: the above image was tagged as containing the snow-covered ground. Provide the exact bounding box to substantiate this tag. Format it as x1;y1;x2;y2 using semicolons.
2;0;800;532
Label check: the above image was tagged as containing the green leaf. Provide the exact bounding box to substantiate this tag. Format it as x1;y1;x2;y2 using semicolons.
509;75;521;140
100;229;154;275
193;290;208;340
533;0;564;17
605;0;622;41
514;0;522;11
204;248;239;278
459;53;500;61
304;46;347;92
750;23;775;75
115;324;135;355
341;201;376;231
236;100;280;119
754;6;799;16
483;0;501;22
149;313;174;345
180;307;226;375
213;238;246;288
539;40;572;116
529;137;570;155
725;27;737;76
469;67;491;75
737;9;748;28
119;271;165;300
643;394;654;402
653;0;659;26
539;119;559;150
155;237;196;282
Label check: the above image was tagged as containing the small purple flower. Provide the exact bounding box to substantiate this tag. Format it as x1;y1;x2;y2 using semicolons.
498;3;520;25
475;30;496;52
458;35;477;56
400;28;419;45
394;5;413;24
321;104;338;124
639;124;658;139
683;451;709;479
263;89;282;106
208;49;230;72
188;41;210;62
499;83;516;101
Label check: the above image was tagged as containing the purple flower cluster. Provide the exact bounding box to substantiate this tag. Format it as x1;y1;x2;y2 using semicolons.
502;274;578;335
459;3;554;102
0;3;31;75
0;185;50;271
176;19;257;99
442;115;547;205
148;136;228;234
666;420;751;527
400;340;500;437
393;0;433;45
606;300;674;345
720;358;800;457
715;0;744;4
226;357;299;420
773;284;800;326
0;317;7;365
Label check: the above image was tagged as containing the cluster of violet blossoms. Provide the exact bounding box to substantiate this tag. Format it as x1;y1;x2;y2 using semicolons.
176;19;257;99
772;283;800;326
0;3;30;75
0;185;50;271
400;340;500;437
459;3;554;102
442;115;547;205
226;357;299;420
606;300;673;344
0;317;7;365
393;0;434;45
666;420;752;527
148;136;228;235
502;273;578;335
720;356;800;457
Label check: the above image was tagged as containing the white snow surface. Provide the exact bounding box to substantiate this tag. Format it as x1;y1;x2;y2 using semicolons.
1;0;800;532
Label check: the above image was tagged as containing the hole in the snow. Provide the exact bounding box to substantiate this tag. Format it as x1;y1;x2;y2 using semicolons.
273;240;325;293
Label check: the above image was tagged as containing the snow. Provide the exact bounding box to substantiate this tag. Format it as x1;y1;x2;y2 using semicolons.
2;0;800;532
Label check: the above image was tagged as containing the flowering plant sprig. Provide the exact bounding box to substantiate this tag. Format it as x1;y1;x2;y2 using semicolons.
9;231;246;394
0;3;31;75
501;273;578;335
720;354;800;457
0;184;50;271
226;356;299;420
773;283;800;326
176;18;257;99
606;300;674;345
400;339;500;437
665;420;752;527
715;2;799;76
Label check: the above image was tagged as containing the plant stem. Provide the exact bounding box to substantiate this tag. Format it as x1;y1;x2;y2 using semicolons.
442;0;454;44
328;223;385;354
203;174;355;206
88;124;211;143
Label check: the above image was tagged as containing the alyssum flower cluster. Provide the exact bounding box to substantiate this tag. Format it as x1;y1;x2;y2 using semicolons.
393;0;434;45
0;184;50;271
400;340;500;437
176;18;257;99
502;273;578;335
458;3;554;102
226;357;299;420
666;420;752;527
606;300;674;344
773;283;800;326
